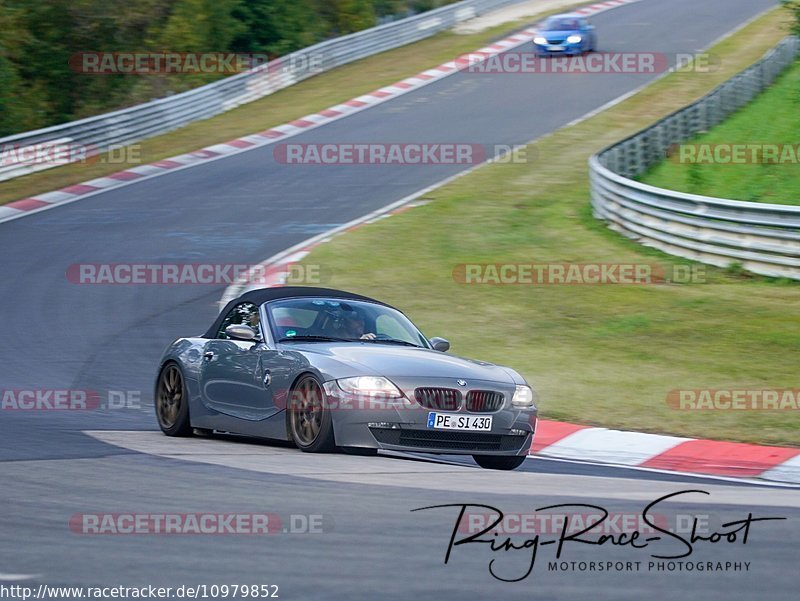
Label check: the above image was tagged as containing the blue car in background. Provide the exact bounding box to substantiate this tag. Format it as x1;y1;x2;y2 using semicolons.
533;14;597;56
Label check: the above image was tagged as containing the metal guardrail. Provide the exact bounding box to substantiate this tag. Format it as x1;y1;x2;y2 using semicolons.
0;0;523;182
590;36;800;280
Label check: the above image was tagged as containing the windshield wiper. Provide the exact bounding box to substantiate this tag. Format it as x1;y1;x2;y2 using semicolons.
278;335;353;343
362;338;422;348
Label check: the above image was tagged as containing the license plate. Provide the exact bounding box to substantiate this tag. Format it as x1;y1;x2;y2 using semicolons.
427;412;493;431
548;45;565;51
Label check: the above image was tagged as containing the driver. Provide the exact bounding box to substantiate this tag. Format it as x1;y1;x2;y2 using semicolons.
248;310;261;337
341;310;376;340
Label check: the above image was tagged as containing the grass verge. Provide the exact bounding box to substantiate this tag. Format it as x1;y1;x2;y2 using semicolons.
298;8;800;446
0;1;589;206
640;59;800;204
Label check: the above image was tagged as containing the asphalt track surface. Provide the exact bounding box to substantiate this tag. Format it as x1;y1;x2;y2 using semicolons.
0;0;795;599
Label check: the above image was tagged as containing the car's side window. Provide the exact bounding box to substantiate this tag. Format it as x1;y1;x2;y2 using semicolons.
217;302;260;339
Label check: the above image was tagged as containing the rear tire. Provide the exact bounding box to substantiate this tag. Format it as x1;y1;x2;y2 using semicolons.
287;375;336;453
155;363;192;436
473;454;526;470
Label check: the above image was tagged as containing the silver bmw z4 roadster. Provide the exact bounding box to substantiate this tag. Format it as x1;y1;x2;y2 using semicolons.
155;287;538;470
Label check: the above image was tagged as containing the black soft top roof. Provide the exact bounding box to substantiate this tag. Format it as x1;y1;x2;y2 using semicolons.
205;286;390;338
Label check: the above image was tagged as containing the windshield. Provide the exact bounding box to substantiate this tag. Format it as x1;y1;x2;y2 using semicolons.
266;297;430;347
542;17;581;30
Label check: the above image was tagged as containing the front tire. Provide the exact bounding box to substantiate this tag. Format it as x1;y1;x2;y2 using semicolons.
287;375;336;453
155;363;192;436
473;454;526;470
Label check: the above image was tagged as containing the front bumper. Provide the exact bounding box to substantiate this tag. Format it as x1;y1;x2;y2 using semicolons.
368;425;534;456
326;383;537;455
533;41;583;56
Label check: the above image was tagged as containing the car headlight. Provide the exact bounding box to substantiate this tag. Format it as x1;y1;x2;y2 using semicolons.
533;36;547;45
511;385;537;408
567;35;582;44
335;376;403;399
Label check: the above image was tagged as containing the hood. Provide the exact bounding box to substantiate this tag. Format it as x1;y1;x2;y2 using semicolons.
290;343;514;383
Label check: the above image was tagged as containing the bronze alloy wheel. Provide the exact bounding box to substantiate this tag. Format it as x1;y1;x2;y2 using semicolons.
288;375;335;452
156;363;191;436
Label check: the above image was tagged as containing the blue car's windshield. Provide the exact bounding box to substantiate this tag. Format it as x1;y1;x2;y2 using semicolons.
266;297;430;347
542;17;581;30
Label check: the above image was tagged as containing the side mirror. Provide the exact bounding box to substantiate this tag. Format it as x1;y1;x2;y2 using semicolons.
225;324;258;341
429;337;450;352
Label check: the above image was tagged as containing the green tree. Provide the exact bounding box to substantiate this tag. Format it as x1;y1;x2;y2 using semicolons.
373;1;410;20
155;0;245;88
230;0;317;57
62;0;175;116
159;0;244;50
0;2;27;135
10;0;74;124
314;0;376;37
0;53;26;135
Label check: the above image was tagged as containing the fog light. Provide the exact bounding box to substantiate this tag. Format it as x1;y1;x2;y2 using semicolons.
368;422;399;429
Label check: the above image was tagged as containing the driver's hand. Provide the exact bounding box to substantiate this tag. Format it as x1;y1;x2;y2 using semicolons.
360;333;377;340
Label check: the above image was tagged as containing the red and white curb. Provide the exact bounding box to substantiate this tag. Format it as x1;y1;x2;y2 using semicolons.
534;419;800;485
0;0;641;226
